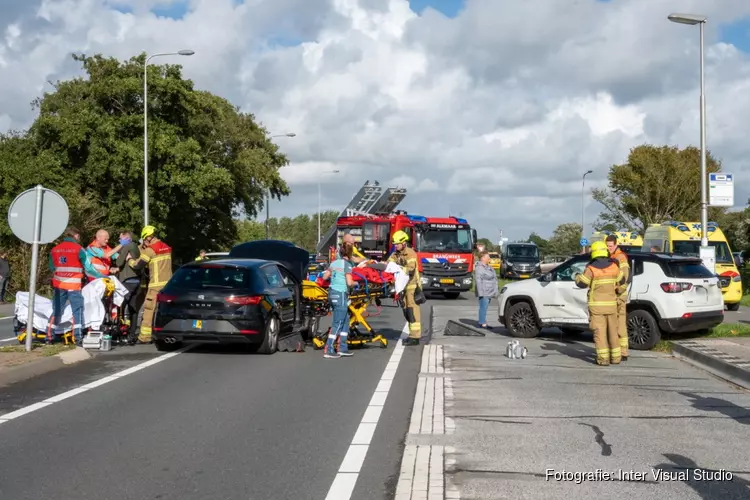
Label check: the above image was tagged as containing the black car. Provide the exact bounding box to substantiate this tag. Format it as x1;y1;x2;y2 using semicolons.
152;241;309;353
501;243;542;279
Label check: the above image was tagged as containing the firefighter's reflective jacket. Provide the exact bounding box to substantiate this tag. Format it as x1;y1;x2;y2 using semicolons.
575;257;625;314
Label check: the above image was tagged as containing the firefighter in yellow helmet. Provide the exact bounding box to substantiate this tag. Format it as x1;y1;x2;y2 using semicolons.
128;225;173;343
575;240;626;366
387;230;422;346
605;234;630;361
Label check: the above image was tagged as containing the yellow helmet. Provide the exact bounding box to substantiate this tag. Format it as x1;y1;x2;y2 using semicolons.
591;240;608;259
392;230;409;244
140;225;156;240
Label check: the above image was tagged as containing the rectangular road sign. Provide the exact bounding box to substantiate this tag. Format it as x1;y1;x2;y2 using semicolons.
709;173;734;207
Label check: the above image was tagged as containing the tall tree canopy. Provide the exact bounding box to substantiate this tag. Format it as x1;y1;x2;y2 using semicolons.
0;52;289;261
0;52;290;292
546;223;583;256
592;144;726;232
235;211;340;252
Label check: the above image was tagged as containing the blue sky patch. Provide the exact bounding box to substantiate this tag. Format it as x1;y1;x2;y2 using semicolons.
152;1;190;20
409;0;465;18
719;17;750;52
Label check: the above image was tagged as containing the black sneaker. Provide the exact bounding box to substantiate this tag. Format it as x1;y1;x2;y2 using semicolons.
402;338;420;346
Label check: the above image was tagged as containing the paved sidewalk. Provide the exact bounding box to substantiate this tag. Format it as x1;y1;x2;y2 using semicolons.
0;302;14;318
396;304;750;500
672;337;750;391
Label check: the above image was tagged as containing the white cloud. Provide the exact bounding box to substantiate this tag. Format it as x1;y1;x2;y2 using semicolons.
1;0;750;242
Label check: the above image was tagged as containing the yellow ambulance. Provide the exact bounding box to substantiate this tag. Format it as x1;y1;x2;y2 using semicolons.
642;221;742;310
590;230;644;253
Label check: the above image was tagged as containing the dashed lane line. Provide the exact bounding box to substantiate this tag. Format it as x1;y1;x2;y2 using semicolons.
0;344;194;424
324;322;408;500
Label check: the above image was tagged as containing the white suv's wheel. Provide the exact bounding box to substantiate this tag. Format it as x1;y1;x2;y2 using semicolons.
627;309;661;350
507;302;540;338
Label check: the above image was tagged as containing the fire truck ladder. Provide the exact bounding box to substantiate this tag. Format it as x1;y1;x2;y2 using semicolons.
316;180;407;254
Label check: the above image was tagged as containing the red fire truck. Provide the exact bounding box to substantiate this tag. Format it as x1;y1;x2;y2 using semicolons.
332;212;478;298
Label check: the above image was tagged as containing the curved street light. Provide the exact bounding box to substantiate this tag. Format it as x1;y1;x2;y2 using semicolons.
266;133;297;238
668;13;709;247
582;170;593;250
143;49;195;227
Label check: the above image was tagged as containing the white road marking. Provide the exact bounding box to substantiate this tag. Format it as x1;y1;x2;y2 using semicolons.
324;332;407;500
0;317;13;322
1;336;16;342
0;344;193;425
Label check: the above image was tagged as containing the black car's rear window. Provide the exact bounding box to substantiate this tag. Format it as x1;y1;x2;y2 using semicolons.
666;262;714;278
168;265;253;290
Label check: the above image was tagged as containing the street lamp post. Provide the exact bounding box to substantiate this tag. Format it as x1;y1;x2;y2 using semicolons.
265;133;296;239
582;170;593;250
143;49;195;227
668;13;709;247
318;169;340;249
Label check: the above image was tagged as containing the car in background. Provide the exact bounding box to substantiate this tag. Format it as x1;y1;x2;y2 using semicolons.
203;252;230;260
488;252;502;273
152;241;309;353
733;251;744;269
500;242;542;279
497;252;724;350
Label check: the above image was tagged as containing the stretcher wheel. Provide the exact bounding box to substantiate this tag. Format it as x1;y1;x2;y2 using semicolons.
379;337;388;348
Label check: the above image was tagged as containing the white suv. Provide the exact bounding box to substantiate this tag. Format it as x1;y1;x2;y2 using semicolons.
497;252;724;350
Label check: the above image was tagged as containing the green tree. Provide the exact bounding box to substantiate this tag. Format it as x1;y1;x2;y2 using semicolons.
526;232;549;253
547;223;583;255
476;238;495;251
246;210;340;252
592;144;726;232
0;52;290;290
592;222;619;232
715;207;750;254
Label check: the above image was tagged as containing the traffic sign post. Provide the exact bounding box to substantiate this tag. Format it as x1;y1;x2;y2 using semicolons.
7;185;69;351
709;173;734;207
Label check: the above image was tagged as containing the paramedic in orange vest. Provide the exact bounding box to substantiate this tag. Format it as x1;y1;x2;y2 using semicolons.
49;226;106;345
128;225;173;343
86;229;123;282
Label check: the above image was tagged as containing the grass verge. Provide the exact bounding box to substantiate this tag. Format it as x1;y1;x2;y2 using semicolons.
652;322;750;354
0;343;76;356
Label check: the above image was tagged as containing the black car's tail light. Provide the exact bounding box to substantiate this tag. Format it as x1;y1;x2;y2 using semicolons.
225;295;263;305
157;293;177;303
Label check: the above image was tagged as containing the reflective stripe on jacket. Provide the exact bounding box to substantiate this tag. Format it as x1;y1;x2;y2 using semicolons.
129;239;173;289
575;258;624;314
611;248;630;286
51;241;85;290
388;247;420;288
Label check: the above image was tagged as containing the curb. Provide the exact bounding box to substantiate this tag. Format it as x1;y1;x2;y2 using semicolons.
672;342;750;391
0;348;92;388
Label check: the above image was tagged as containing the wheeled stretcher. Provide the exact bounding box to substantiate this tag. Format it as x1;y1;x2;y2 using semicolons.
302;267;396;350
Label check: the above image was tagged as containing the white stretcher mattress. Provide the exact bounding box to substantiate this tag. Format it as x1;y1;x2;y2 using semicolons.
14;277;130;332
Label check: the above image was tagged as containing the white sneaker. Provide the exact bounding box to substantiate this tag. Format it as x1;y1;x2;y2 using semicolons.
324;352;340;359
338;352;353;357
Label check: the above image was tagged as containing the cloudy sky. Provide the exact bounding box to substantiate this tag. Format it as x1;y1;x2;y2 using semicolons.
2;0;750;243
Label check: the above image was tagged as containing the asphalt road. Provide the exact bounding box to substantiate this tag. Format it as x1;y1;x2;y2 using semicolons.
429;293;750;499
0;301;422;500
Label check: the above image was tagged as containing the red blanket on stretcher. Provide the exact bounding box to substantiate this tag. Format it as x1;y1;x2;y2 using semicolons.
315;267;395;288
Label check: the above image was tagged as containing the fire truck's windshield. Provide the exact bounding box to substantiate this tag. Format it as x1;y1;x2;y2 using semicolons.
418;228;472;252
